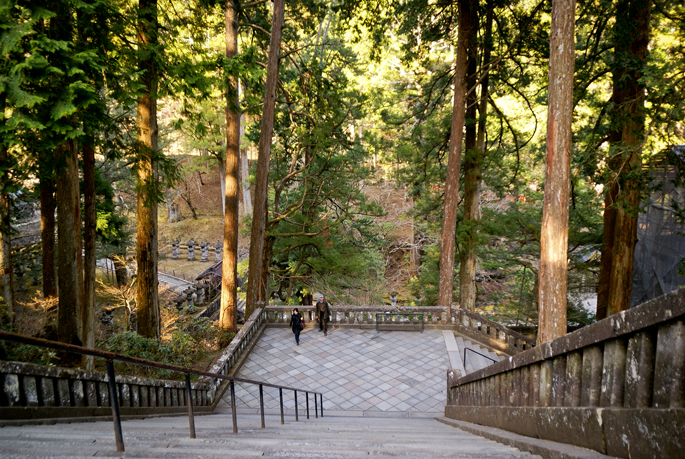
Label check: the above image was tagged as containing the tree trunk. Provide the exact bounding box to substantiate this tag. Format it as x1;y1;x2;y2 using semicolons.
82;142;96;367
537;0;575;344
240;115;253;216
605;0;651;316
459;0;482;312
220;0;239;333
136;0;160;339
438;0;474;310
596;181;617;320
40;174;57;298
57;139;83;345
246;0;285;318
0;143;13;314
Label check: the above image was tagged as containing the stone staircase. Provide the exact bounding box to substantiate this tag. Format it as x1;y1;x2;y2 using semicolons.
0;413;541;458
443;330;506;378
457;334;505;373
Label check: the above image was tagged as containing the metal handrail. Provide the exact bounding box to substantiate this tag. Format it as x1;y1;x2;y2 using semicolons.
375;312;424;333
463;347;497;368
0;330;323;452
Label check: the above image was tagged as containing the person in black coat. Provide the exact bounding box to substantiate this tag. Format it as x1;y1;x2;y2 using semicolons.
289;308;303;345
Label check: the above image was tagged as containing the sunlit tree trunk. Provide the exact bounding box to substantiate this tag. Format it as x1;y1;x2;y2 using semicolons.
246;0;285;318
136;0;160;339
240;115;252;217
57;140;83;345
438;0;474;310
603;0;651;317
40;174;57;298
459;0;483;312
82;142;96;367
537;0;575;344
220;0;239;332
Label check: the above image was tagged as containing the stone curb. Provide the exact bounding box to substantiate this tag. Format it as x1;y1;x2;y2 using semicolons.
435;417;620;459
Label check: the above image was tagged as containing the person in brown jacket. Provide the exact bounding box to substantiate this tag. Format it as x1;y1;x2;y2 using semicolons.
315;294;331;336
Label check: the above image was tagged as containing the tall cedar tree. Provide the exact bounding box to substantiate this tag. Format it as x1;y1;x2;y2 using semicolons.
39;173;57;298
246;0;285;317
438;0;475;310
83;142;96;363
596;0;651;319
537;0;576;344
52;3;84;346
220;0;239;332
458;0;481;311
460;0;494;311
0;142;12;313
136;0;161;339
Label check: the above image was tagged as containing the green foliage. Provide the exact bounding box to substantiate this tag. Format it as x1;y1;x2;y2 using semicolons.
99;316;233;379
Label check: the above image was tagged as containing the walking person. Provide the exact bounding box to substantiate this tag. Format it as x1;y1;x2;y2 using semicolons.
289;308;304;345
315;294;331;336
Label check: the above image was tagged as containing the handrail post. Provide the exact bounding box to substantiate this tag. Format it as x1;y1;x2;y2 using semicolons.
306;392;310;419
294;390;298;421
314;391;318;418
464;347;467;367
279;388;284;425
105;359;125;452
230;380;238;433
320;393;324;417
259;384;265;428
185;373;196;439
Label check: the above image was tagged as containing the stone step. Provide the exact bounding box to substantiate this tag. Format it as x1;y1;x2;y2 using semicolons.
0;414;541;459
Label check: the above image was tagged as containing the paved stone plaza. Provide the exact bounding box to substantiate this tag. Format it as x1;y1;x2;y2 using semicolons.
217;328;451;416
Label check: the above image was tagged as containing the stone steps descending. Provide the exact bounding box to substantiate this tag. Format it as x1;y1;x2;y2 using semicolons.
0;413;541;458
453;334;505;375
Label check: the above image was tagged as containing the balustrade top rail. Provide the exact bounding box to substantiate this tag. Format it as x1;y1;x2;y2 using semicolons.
265;305;450;324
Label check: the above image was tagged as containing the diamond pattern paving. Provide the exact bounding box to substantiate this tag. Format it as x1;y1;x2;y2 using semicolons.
220;328;450;415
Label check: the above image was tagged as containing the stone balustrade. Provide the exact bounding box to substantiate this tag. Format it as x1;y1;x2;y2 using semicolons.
455;308;535;354
201;308;268;405
445;288;685;459
265;305;451;329
0;360;211;423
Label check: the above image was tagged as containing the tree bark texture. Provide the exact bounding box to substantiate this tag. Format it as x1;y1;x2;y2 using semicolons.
240;116;252;216
246;0;285;318
605;0;651;316
136;0;160;339
0;144;13;313
596;181;617;320
438;0;474;310
82;142;96;366
537;0;575;344
459;0;483;312
220;0;239;332
57;140;83;345
40;175;57;298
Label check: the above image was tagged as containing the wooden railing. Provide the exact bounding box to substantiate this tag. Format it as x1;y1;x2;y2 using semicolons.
445;288;685;459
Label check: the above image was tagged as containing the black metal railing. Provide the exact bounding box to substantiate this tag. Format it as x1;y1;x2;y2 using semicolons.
375;312;424;333
0;330;323;453
463;347;497;368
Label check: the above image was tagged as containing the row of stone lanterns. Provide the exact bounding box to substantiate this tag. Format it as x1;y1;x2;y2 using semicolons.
170;239;222;262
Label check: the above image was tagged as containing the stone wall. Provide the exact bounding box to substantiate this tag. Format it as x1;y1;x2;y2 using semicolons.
445;288;685;459
0;360;211;422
